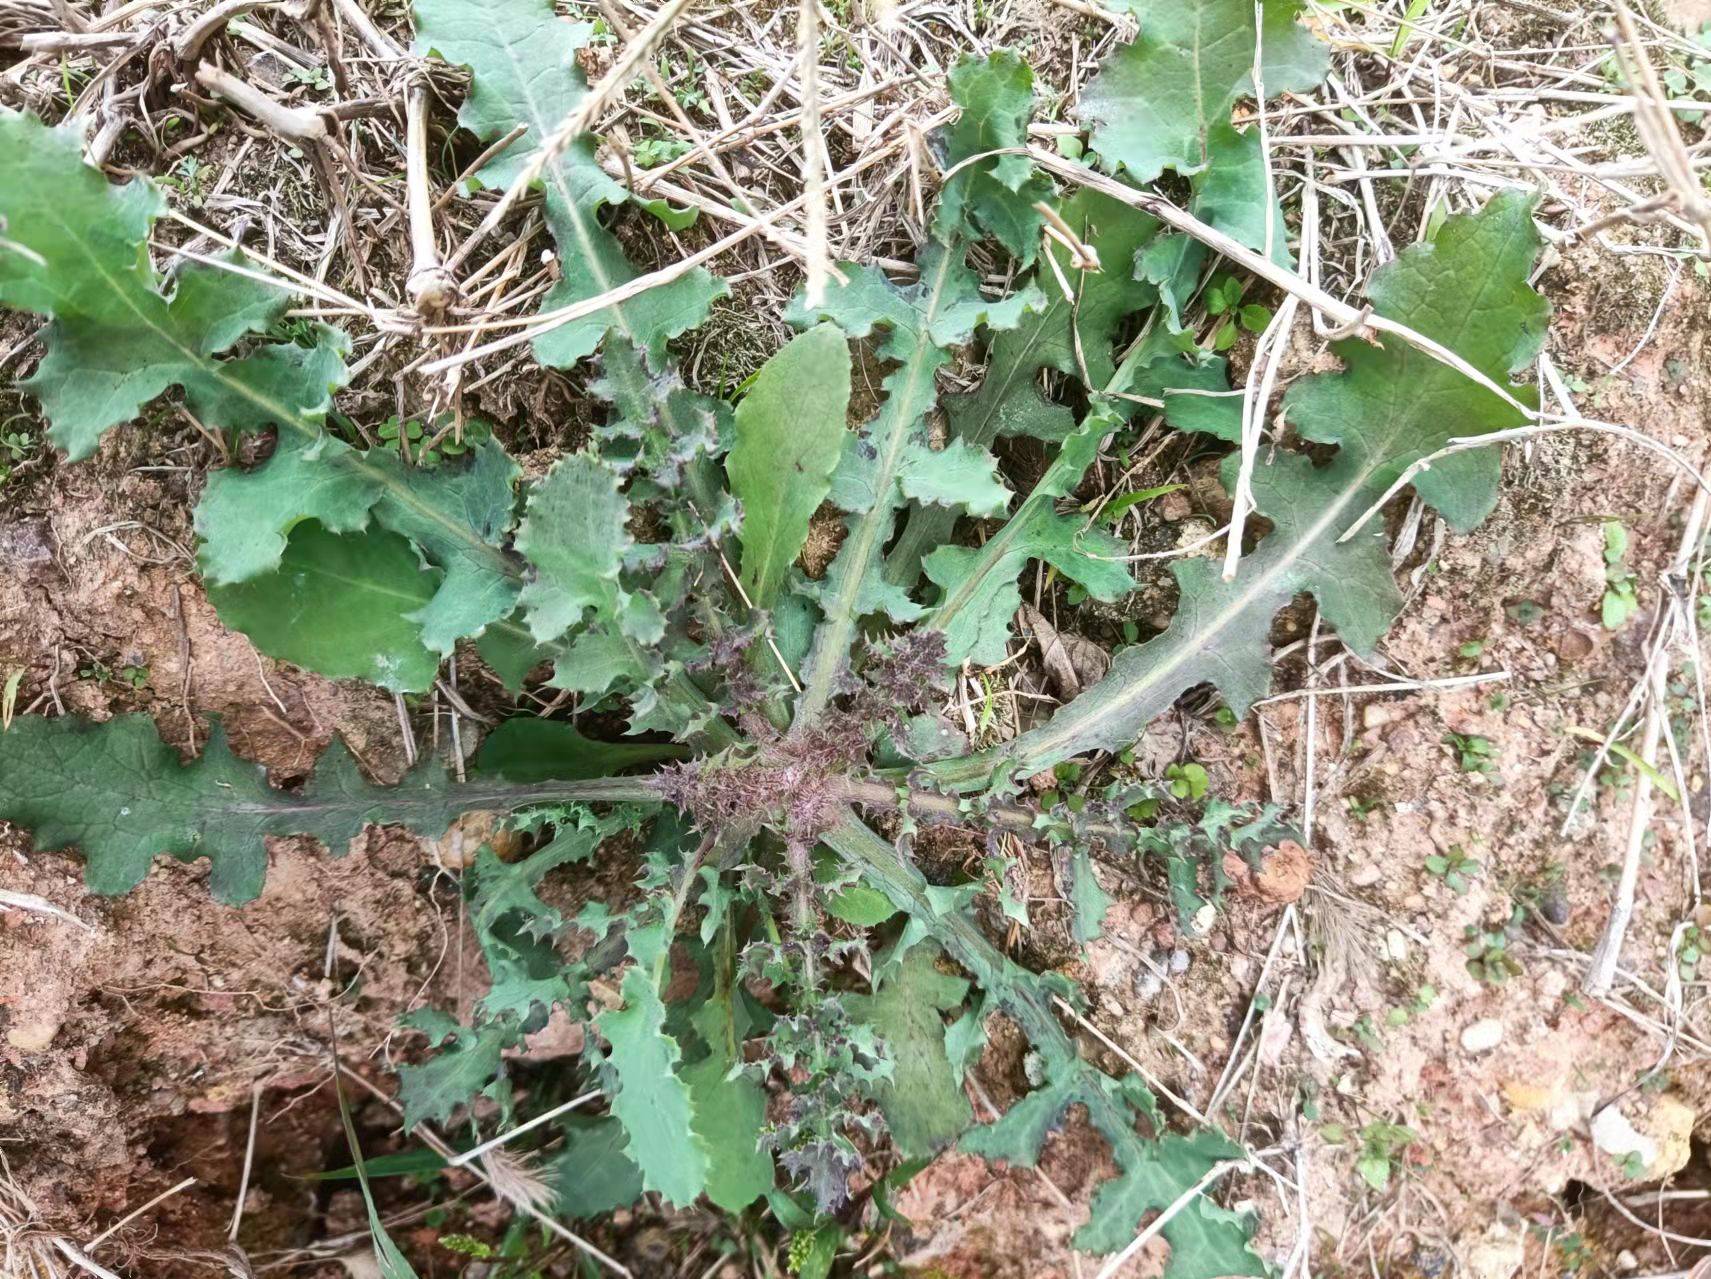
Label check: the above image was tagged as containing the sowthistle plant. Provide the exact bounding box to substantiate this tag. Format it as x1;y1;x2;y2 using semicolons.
0;0;1555;1270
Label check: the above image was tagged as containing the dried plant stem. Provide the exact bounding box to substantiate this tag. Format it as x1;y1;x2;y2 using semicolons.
335;1065;631;1277
446;1090;602;1168
194;62;328;143
82;1176;197;1252
797;0;829;307
405;83;457;316
329;0;405;60
1611;0;1711;251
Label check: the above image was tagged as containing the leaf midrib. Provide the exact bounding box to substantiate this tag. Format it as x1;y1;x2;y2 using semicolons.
792;248;961;726
493;19;639;350
969;458;1381;782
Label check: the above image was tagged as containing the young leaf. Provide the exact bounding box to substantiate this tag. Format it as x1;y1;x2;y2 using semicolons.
0;110;338;459
514;454;637;645
331;1048;424;1279
596;967;711;1207
728;323;853;608
470;822;601;944
1079;0;1329;184
207;521;444;693
1069;848;1115;944
593;339;734;531
413;0;722;365
926;192;1548;787
847;943;974;1159
934;50;1055;262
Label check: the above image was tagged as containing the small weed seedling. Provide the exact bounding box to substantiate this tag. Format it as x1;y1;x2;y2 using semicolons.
1464;920;1524;984
1354;1122;1418;1192
1385;984;1437;1028
1601;520;1639;629
1445;731;1499;775
1166;760;1209;801
1424;845;1480;895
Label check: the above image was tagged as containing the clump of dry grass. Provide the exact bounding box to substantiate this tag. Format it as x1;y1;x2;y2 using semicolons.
1;1153;71;1279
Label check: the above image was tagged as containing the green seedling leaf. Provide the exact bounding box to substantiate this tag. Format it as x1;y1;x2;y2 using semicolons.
331;1035;422;1279
207;521;443;693
729;324;852;607
1566;726;1680;803
413;0;722;366
304;1148;451;1182
1101;483;1188;523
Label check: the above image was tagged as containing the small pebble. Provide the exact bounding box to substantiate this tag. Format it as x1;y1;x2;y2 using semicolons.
1460;1018;1504;1054
1168;948;1191;975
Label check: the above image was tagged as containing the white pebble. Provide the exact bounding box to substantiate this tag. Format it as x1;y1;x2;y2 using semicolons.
1460;1018;1504;1054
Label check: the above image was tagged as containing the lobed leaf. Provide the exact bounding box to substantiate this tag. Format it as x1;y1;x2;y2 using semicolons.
933;51;1055;262
0;714;657;903
1079;0;1328;185
846;944;973;1160
595;967;711;1207
927;191;1548;787
413;0;723;366
398;1011;512;1130
0;110;342;459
